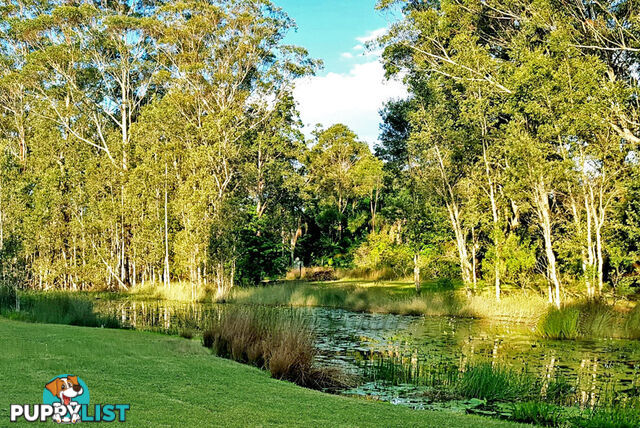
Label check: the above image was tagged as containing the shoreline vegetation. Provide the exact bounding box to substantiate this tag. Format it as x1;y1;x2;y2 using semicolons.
0;318;523;428
4;274;640;339
2;281;640;427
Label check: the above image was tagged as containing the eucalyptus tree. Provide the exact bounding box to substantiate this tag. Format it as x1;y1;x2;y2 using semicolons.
378;0;638;303
307;124;383;246
0;0;315;292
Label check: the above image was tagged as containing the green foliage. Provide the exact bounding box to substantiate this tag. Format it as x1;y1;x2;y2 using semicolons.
0;284;16;310
0;292;120;328
570;407;640;428
538;306;581;340
510;402;563;427
353;227;413;278
538;300;620;339
456;363;534;402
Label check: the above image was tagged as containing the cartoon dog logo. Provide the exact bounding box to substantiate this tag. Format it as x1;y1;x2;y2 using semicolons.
44;375;87;424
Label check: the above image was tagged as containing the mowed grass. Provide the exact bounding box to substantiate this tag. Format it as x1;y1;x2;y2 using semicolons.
0;319;524;427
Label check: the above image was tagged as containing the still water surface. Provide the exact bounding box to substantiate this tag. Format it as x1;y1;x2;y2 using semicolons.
95;299;640;409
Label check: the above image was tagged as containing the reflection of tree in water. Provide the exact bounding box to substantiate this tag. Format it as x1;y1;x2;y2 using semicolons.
96;299;639;406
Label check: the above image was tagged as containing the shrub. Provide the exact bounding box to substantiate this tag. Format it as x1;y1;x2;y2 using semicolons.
202;329;215;348
0;284;17;310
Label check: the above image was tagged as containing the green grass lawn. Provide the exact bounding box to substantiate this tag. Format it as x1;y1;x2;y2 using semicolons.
0;318;525;427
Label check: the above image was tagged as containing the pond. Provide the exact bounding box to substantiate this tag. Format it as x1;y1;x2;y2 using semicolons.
94;298;640;411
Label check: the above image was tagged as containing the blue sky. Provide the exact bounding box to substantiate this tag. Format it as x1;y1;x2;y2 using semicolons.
272;0;407;145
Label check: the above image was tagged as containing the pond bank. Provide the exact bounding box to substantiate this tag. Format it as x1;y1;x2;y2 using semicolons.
0;318;523;427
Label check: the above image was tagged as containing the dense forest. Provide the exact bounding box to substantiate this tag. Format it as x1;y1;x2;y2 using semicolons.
1;0;640;307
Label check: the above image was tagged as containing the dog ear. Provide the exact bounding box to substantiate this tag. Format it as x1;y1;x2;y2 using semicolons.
45;378;62;397
67;376;78;386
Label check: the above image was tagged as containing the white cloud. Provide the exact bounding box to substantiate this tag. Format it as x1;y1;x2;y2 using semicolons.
340;52;354;59
356;28;388;45
293;60;407;146
353;44;364;51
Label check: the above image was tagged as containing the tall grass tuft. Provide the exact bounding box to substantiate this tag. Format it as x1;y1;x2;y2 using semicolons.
510;402;563;426
456;363;534;402
202;307;353;390
538;306;582;339
570;406;640;428
624;304;640;339
0;291;120;328
538;299;622;339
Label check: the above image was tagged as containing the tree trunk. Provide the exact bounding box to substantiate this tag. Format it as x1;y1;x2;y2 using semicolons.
535;178;561;308
448;203;472;286
164;162;170;289
483;144;501;300
413;252;421;295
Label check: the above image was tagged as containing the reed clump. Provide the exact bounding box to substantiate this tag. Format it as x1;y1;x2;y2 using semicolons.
538;299;626;339
0;289;120;328
510;402;563;427
202;307;353;391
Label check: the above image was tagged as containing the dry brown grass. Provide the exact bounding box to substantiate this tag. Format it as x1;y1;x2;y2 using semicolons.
202;307;354;390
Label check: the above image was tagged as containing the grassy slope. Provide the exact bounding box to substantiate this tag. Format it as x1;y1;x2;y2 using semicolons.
0;319;524;427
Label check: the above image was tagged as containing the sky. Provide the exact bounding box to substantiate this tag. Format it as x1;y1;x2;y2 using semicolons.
272;0;407;146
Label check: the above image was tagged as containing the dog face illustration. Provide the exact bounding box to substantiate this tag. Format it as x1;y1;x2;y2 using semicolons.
45;376;84;406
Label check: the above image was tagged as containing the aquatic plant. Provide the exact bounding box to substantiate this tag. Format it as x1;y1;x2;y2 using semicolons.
538;306;581;339
570;406;640;428
0;291;120;328
624;304;640;339
510;401;563;427
456;363;534;402
202;306;353;390
538;299;629;339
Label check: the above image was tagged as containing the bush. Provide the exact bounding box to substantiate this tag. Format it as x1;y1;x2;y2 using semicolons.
202;329;215;348
0;284;17;310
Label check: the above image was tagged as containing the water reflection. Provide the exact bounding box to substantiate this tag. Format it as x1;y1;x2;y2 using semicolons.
95;299;640;408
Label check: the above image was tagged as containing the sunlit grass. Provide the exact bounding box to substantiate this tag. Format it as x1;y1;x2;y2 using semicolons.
230;280;550;322
201;306;353;391
0;287;120;328
538;299;628;339
126;281;214;303
1;318;521;427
